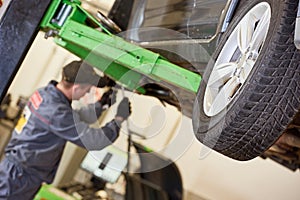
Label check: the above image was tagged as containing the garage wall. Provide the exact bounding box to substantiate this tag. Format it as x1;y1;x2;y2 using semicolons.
173;122;300;200
6;32;300;200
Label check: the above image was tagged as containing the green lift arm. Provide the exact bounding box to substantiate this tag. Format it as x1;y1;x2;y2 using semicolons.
40;0;201;94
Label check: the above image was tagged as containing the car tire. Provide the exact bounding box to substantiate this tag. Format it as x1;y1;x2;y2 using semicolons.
192;0;300;161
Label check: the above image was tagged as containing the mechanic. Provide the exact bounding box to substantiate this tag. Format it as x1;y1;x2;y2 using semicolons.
0;60;131;200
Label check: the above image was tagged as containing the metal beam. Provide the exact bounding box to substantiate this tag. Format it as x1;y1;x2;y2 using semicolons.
0;0;52;102
40;0;201;93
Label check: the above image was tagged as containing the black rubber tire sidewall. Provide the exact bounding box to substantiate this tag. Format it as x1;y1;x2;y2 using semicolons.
193;0;300;160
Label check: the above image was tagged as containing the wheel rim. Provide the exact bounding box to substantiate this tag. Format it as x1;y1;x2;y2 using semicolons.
203;2;271;117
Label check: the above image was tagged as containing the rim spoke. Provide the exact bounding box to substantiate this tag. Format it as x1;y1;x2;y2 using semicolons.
208;62;237;87
208;77;240;114
240;60;255;82
237;14;255;53
250;9;270;51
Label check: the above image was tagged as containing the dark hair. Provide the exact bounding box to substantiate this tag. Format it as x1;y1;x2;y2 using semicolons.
62;60;102;86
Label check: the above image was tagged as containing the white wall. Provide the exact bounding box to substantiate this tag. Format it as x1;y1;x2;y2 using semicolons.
7;32;300;200
116;94;300;200
173;120;300;200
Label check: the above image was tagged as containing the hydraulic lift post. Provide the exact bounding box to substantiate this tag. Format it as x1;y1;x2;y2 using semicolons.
0;0;53;102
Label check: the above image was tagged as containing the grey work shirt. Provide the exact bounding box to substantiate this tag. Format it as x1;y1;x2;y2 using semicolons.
4;81;120;183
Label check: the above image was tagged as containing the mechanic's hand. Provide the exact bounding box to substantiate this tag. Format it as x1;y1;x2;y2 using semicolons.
99;89;116;109
116;97;131;121
97;76;115;88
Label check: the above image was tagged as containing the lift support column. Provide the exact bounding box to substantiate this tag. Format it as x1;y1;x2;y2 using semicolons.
0;0;52;102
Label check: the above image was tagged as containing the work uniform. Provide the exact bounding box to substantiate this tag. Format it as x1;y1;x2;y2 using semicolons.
0;81;120;200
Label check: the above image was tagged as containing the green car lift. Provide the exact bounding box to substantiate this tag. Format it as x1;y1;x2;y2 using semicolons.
39;0;201;95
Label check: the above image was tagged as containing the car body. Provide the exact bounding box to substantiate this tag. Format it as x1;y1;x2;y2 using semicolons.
92;0;238;118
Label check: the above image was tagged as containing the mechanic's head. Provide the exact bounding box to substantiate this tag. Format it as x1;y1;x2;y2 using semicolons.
61;60;105;100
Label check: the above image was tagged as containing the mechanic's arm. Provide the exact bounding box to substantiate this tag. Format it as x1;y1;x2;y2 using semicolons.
77;88;115;124
49;98;131;150
76;102;103;124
